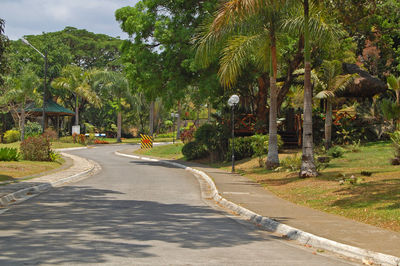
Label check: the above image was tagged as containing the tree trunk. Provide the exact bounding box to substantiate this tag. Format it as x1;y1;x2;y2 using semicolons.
20;103;26;141
75;96;79;126
300;0;317;178
256;75;268;129
266;30;280;169
324;99;332;149
176;101;182;139
117;111;122;143
207;103;211;122
149;100;154;136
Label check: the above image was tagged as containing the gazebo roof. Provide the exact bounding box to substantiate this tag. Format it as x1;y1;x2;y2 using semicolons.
24;99;75;117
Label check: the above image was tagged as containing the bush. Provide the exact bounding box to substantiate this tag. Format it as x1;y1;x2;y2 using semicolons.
276;154;302;172
249;134;283;166
72;133;86;144
20;135;52;161
327;146;345;158
25;121;42;138
180;125;196;143
43;128;58;141
194;123;229;162
390;131;400;165
227;137;254;161
182;141;208;160
0;148;20;161
3;130;20;143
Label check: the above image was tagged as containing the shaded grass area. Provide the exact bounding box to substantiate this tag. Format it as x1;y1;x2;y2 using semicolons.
0;159;65;181
135;141;400;232
134;143;184;160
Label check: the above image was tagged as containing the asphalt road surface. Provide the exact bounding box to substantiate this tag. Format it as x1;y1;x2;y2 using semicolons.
0;145;355;265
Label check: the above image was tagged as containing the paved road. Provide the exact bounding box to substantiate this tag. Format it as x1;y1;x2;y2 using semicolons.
0;145;355;265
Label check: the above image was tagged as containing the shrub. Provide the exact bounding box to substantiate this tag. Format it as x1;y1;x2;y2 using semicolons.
43;128;58;141
25;121;42;138
390;131;400;165
49;151;61;162
194;123;229;156
276;154;302;172
94;139;109;144
20;135;52;161
327;146;345;158
347;140;361;153
3;130;20;143
249;134;283;166
227;137;254;161
180;125;196;143
182;141;208;160
0;148;20;161
72;133;86;144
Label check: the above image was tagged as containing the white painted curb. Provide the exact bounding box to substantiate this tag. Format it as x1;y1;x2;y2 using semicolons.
115;151;400;266
0;153;98;207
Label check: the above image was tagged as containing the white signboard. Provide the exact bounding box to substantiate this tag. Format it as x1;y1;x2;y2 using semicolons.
72;125;80;135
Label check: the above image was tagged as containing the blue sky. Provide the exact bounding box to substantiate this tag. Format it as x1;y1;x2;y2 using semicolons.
0;0;139;40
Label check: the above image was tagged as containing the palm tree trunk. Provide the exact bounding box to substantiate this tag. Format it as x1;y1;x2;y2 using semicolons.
266;30;279;169
324;99;333;149
149;100;154;136
256;75;268;129
117;111;122;143
300;0;317;178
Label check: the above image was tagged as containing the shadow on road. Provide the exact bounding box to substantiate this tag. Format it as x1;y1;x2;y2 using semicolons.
0;185;270;265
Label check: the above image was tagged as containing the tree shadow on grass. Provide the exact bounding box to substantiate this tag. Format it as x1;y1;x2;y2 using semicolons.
0;185;270;265
331;179;400;210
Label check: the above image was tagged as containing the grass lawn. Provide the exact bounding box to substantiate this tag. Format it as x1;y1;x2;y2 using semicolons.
0;159;65;182
0;141;85;151
135;142;400;232
134;143;184;160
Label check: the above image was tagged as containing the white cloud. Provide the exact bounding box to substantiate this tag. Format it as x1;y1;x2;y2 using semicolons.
0;0;138;40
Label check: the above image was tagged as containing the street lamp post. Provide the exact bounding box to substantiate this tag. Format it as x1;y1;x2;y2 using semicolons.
21;38;47;133
228;94;240;173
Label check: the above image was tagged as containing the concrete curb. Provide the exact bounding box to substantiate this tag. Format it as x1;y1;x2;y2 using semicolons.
115;151;400;266
0;153;98;207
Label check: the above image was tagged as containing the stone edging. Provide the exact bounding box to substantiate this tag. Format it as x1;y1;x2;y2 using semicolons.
0;152;98;207
115;151;400;266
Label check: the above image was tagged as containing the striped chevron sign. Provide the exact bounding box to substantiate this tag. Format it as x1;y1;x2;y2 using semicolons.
140;134;153;149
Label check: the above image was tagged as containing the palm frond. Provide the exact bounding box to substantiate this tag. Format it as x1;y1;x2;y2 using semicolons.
387;75;400;91
218;33;266;87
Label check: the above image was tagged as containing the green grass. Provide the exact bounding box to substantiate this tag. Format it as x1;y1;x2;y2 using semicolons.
0;159;65;181
134;143;184;160
0;141;85;151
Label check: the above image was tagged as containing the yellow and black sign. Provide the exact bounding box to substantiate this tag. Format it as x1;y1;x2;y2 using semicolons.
140;134;153;149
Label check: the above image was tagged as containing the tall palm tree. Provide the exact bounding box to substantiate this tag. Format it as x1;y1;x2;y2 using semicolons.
52;65;101;127
284;1;344;177
314;60;357;149
0;69;40;141
196;0;286;168
94;70;131;143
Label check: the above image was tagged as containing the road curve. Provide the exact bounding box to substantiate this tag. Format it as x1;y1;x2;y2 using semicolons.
0;145;355;265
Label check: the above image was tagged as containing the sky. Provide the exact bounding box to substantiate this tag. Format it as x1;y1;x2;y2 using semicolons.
0;0;139;40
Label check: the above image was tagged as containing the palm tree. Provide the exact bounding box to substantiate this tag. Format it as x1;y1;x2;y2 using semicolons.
52;65;101;127
314;60;357;149
94;70;131;142
0;69;40;141
195;0;286;168
387;75;400;104
284;1;344;177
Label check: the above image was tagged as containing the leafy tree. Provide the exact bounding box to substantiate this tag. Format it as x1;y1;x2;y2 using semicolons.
387;75;400;104
52;66;101;126
93;71;131;142
0;69;40;140
115;0;219;135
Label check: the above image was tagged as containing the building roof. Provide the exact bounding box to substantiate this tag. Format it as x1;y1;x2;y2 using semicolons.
24;99;75;116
